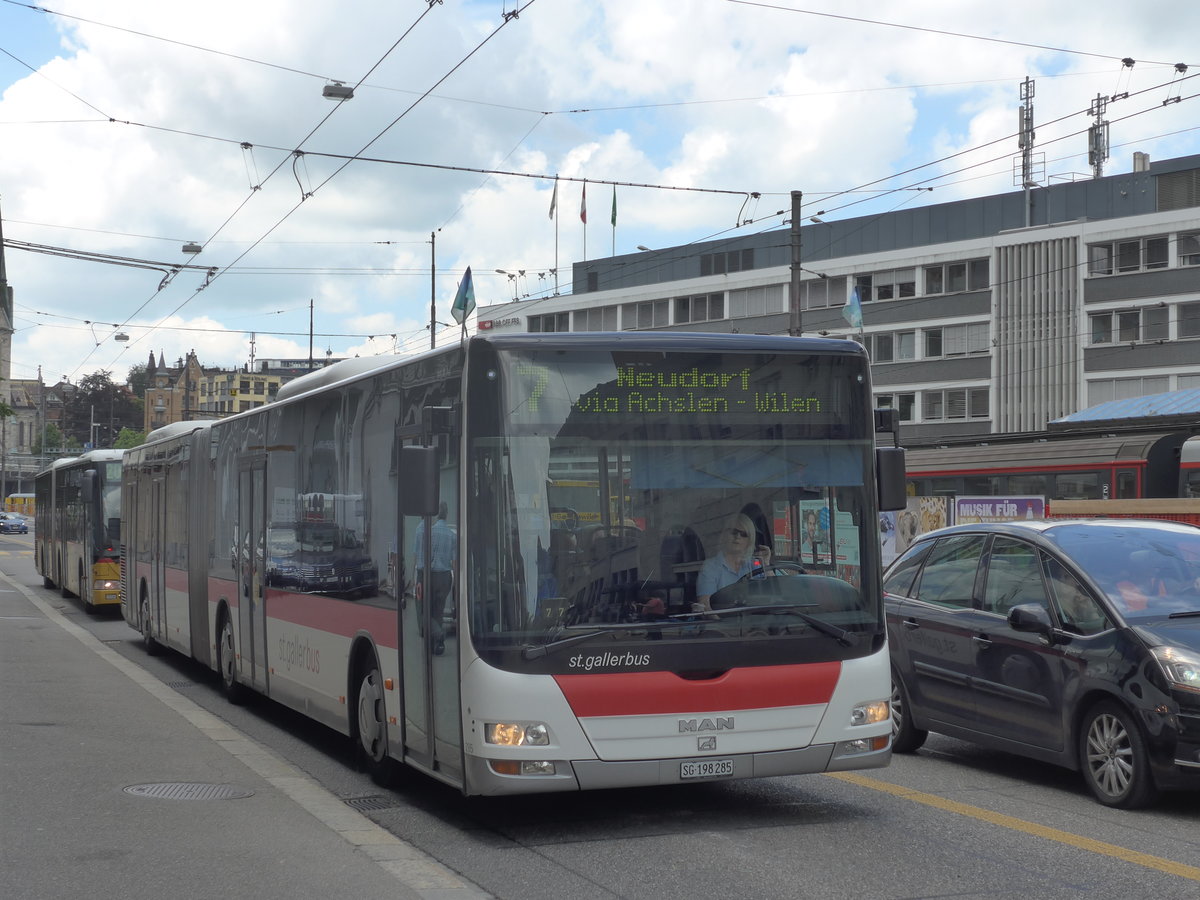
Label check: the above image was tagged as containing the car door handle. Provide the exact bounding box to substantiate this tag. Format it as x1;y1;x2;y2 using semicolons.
972;634;992;648
902;617;920;630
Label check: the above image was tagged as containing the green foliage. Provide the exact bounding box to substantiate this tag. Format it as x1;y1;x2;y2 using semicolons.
114;427;145;449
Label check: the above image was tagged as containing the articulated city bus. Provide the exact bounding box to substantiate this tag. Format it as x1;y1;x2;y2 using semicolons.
34;450;124;612
121;332;906;795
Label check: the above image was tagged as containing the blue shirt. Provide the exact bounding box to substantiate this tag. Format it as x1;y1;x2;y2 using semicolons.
413;518;456;572
697;554;753;598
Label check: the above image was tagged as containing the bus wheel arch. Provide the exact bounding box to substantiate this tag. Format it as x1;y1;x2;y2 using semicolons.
216;602;246;705
138;582;162;656
349;639;395;786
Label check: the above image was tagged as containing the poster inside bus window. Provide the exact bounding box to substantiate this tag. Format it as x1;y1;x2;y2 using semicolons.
799;500;832;567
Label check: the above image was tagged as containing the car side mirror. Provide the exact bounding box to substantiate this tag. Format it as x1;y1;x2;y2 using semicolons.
1007;603;1055;639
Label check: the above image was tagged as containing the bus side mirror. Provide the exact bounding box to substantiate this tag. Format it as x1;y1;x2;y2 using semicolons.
876;447;907;511
400;446;439;517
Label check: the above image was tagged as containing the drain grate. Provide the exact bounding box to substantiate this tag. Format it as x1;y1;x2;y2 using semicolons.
343;794;399;811
124;782;254;801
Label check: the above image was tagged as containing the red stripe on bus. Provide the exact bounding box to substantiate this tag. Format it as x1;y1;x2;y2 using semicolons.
553;662;842;717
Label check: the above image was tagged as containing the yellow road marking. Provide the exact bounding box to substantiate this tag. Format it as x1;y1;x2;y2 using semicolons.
828;771;1200;881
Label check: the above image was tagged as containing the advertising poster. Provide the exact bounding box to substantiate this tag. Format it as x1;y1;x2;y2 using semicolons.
955;496;1045;524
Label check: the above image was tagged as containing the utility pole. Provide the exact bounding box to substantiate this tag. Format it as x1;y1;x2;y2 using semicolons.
788;190;803;337
430;231;436;350
308;299;314;371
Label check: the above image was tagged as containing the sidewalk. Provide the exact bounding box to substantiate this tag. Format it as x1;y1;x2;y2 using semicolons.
0;569;489;900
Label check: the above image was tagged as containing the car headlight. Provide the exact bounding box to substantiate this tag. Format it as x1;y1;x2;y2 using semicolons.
1151;646;1200;694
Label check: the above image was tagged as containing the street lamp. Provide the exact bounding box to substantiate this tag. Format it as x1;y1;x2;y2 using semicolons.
322;81;354;100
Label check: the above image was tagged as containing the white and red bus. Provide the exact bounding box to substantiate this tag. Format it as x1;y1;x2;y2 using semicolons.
35;450;124;613
121;332;906;795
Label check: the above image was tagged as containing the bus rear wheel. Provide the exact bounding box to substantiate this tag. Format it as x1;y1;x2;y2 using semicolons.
217;614;246;705
353;659;395;786
139;592;161;656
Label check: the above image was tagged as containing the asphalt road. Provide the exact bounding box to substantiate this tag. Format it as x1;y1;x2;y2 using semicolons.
5;532;1198;900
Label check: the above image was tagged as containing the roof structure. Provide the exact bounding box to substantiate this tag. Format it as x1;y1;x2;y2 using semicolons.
1051;388;1200;425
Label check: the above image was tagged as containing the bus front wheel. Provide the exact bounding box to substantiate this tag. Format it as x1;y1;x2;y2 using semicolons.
353;659;395;786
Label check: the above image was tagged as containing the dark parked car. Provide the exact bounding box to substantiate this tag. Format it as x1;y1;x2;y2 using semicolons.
0;514;29;534
884;518;1200;809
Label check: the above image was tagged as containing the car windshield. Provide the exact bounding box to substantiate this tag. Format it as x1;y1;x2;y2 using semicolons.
1047;522;1200;618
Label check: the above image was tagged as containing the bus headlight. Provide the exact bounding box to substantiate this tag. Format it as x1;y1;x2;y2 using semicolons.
849;700;889;726
94;578;119;591
485;722;550;746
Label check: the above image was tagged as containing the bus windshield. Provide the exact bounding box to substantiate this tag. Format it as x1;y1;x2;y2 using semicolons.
466;342;881;673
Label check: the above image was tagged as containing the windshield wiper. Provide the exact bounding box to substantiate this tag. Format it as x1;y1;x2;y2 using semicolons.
703;604;859;647
1168;610;1200;619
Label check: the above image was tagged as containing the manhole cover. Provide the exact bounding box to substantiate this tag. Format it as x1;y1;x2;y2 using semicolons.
124;783;254;801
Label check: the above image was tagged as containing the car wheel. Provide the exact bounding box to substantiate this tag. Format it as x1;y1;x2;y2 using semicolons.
890;670;928;753
1078;700;1158;809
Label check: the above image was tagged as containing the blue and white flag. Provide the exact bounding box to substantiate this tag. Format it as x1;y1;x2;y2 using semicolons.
451;266;476;324
842;285;863;330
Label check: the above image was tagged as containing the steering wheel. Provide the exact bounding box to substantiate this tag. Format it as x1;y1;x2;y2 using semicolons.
736;561;807;582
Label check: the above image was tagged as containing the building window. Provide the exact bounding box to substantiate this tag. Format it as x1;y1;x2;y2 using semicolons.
529;312;570;332
1180;301;1200;339
864;268;915;302
1088;307;1169;344
675;293;725;324
868;331;915;363
797;276;847;311
700;249;754;276
875;392;915;422
924;323;989;357
1087;376;1171;405
621;300;669;330
574;306;619;331
924;258;988;294
923;388;989;421
1087;236;1169;275
1179;232;1200;266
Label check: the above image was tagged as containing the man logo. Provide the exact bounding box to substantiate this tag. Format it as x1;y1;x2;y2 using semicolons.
678;717;734;733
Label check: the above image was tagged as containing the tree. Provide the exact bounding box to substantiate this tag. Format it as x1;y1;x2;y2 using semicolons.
61;371;142;448
126;362;149;399
31;423;78;456
114;427;146;449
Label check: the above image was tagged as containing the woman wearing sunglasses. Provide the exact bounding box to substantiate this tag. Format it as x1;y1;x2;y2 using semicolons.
695;513;771;611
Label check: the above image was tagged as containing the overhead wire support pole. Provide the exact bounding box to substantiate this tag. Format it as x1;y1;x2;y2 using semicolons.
430;231;436;350
789;190;803;337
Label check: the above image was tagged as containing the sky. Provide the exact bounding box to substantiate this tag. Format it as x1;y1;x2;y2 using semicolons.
1;0;1198;388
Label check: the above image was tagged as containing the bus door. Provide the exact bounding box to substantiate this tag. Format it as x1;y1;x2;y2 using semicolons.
400;433;463;783
148;469;168;638
237;459;269;692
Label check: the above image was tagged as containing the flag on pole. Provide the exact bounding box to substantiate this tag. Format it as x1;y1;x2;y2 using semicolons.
580;180;588;224
451;266;475;324
548;177;558;220
842;286;863;330
611;185;617;227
